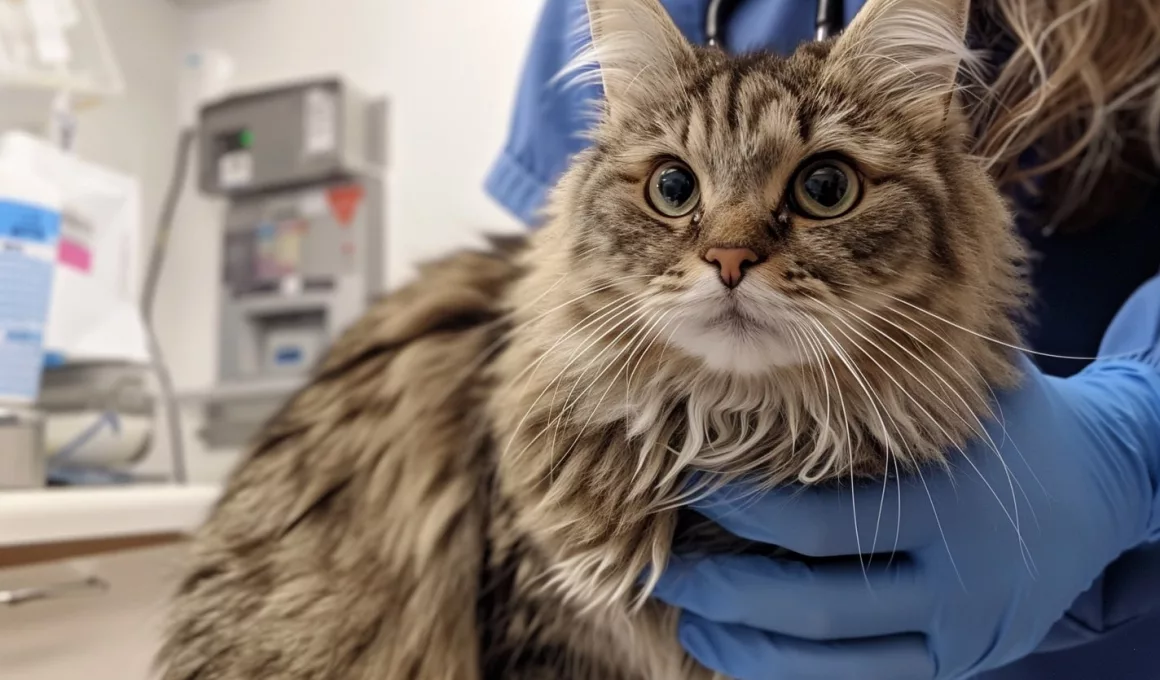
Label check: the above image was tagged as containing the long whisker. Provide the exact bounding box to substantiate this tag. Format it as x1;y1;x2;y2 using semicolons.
530;296;648;440
796;320;838;480
838;305;1041;534
827;302;1036;538
554;305;663;442
548;315;649;472
841;299;1001;421
794;314;896;559
851;300;1047;503
620;307;676;403
626;306;682;394
628;312;682;483
819;306;1035;574
803;316;908;557
808;313;965;581
782;324;817;465
429;267;634;411
566;308;674;471
502;275;655;390
503;294;644;461
850;285;1141;362
545;308;656;482
516;292;642;396
556;301;660;422
801;317;872;582
537;293;651;465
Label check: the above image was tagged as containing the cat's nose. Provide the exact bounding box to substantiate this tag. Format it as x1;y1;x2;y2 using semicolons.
703;247;761;288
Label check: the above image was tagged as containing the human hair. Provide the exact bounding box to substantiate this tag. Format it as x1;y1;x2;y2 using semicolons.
970;0;1160;230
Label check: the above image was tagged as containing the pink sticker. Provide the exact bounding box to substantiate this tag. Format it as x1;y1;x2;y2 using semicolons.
58;238;91;273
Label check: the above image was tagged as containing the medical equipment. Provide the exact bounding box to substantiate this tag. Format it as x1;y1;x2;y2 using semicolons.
0;131;164;483
0;408;45;488
705;0;845;48
0;135;60;406
0;132;149;365
38;361;153;477
814;0;845;40
186;77;387;449
0;1;162;485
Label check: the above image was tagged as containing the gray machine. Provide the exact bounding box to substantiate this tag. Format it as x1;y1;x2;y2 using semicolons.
192;78;386;447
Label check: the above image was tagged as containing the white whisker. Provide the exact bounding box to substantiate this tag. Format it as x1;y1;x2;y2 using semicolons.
818;306;1035;574
504;294;645;462
853;285;1140;362
838;304;1041;534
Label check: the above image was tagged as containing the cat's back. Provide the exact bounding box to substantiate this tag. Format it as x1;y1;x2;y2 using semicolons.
158;237;526;680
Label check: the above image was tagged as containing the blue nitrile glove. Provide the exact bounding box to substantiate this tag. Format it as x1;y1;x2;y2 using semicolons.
654;275;1160;680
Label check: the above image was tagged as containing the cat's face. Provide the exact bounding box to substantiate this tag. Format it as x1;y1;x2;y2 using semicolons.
557;0;1022;376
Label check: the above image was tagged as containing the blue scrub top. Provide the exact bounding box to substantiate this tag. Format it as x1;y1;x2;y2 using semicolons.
486;1;1160;677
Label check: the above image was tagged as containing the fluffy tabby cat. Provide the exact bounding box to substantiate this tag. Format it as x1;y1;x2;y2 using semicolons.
159;0;1027;677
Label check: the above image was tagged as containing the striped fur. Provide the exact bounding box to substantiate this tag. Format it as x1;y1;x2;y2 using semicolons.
158;0;1027;678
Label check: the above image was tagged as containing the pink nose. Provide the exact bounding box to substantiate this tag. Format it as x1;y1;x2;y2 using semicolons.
704;247;760;288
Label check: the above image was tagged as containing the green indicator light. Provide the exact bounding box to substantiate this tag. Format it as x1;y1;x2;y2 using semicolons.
239;129;254;148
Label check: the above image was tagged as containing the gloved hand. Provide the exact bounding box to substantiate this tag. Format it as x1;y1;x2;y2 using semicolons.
653;276;1160;680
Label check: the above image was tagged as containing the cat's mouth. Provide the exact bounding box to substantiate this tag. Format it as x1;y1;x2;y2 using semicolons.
706;300;773;333
665;290;806;373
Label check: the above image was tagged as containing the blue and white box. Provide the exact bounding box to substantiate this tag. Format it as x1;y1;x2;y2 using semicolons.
0;168;62;405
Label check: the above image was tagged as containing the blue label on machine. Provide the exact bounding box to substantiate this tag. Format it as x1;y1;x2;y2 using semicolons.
0;198;61;404
274;346;304;366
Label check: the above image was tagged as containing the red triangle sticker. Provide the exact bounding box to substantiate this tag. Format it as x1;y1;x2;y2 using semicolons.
327;184;365;226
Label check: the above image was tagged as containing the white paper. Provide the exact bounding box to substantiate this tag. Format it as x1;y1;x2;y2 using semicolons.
218;151;253;189
298;191;327;217
304;88;337;156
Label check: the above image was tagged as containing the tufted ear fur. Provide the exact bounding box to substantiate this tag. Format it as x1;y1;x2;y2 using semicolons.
583;0;695;114
830;0;975;129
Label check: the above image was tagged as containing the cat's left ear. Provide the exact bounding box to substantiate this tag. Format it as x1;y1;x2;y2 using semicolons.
830;0;974;129
584;0;695;114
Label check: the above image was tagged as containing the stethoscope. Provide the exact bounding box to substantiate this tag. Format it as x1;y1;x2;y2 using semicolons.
706;0;845;49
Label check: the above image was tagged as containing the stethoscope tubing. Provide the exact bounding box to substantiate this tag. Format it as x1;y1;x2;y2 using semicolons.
705;0;845;49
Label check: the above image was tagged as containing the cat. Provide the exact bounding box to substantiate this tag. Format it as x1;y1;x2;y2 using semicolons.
158;0;1027;678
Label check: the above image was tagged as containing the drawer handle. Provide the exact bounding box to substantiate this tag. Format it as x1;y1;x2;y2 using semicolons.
0;576;110;606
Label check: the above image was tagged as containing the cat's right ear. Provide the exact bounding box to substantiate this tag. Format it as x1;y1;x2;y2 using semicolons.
583;0;694;113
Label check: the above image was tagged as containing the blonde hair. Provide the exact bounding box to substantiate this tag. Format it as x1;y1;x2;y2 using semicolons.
971;0;1160;229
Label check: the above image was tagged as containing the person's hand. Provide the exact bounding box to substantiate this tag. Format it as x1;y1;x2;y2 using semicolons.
652;277;1160;680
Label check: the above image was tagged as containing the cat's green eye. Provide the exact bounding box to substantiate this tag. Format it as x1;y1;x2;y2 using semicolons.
646;160;700;218
791;158;861;219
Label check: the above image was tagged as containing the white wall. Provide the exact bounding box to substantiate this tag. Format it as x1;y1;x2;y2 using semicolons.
77;0;183;233
163;0;542;479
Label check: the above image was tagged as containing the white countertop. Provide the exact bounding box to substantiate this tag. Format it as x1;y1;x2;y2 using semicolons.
0;485;221;548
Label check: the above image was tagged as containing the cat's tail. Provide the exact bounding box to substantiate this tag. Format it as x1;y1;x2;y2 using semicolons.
157;239;525;680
